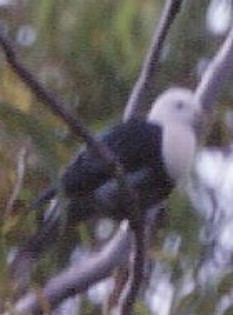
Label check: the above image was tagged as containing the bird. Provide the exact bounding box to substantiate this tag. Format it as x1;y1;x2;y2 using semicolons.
32;87;201;219
12;87;201;271
63;88;199;194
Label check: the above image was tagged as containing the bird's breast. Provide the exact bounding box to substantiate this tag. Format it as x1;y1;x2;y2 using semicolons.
162;124;196;182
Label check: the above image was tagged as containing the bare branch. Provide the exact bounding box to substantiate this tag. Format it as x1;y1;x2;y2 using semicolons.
0;35;92;146
4;222;131;315
117;202;166;314
123;0;185;121
121;220;145;315
195;25;233;110
103;203;167;315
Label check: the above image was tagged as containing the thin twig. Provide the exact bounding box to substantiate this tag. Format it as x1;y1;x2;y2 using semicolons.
123;0;185;121
5;145;28;217
122;219;145;315
121;202;167;314
103;265;129;314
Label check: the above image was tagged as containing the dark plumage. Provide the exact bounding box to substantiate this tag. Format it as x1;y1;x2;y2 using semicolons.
61;119;173;200
32;87;201;214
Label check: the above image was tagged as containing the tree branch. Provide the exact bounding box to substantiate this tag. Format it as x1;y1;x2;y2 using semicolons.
195;25;233;110
123;0;185;121
5;145;28;217
4;222;131;315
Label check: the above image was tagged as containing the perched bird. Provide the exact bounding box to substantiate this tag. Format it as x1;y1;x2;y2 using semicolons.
13;87;201;268
61;87;200;203
32;87;201;219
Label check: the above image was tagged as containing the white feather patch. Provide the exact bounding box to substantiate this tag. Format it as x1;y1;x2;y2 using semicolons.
162;123;196;183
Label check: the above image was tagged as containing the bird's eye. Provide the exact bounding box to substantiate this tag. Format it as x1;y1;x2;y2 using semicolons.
176;102;184;110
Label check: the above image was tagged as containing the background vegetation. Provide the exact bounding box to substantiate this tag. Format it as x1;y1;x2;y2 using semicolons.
0;0;233;314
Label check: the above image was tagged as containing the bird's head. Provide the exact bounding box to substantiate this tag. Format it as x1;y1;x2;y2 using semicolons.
147;87;202;131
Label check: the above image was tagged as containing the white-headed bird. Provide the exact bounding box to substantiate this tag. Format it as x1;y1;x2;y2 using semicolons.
60;87;201;217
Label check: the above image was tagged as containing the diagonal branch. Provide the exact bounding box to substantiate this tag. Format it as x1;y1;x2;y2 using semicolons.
195;25;233;110
5;145;28;217
123;0;185;121
4;222;131;315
